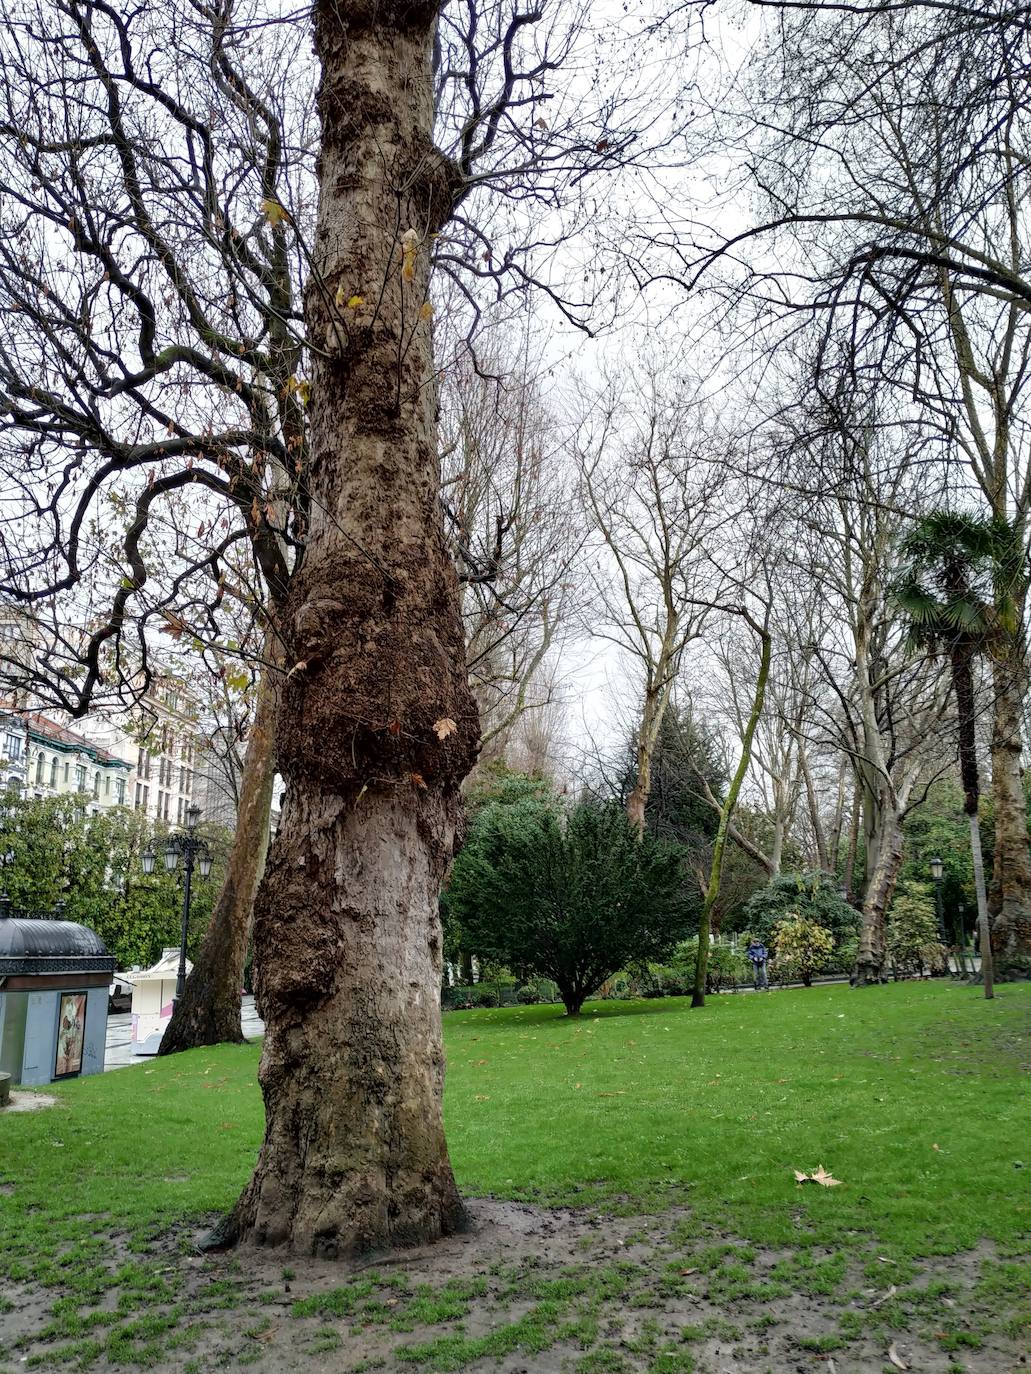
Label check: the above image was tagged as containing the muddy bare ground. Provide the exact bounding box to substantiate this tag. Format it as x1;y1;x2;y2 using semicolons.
2;1200;1028;1373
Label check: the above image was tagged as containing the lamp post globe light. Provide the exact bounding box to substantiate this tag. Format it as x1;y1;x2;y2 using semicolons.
929;855;949;972
143;805;213;1005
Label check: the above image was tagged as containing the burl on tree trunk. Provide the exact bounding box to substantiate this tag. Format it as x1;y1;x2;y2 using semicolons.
158;646;280;1055
988;657;1031;978
221;1;478;1255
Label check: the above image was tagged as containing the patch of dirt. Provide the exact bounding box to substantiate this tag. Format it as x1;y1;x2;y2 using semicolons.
2;1200;1028;1374
1;1091;57;1113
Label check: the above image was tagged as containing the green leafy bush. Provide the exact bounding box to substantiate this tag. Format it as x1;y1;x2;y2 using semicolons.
744;872;858;948
887;883;948;978
771;915;835;986
516;976;560;1004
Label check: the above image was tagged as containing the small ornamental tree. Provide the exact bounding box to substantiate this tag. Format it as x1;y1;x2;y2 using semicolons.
771;915;834;987
886;884;949;980
446;796;692;1016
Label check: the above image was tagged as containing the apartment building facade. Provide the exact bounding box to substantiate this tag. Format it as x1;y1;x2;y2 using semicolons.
2;710;131;812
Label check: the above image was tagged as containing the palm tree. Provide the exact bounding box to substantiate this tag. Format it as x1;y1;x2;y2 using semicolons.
894;512;1020;999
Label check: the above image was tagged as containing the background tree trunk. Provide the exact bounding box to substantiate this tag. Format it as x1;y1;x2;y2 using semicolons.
988;654;1031;977
221;1;479;1256
970;813;994;998
159;654;281;1054
843;783;861;903
692;614;771;1008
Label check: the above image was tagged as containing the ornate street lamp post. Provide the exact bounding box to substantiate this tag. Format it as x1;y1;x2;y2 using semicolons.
930;855;949;973
141;804;212;1005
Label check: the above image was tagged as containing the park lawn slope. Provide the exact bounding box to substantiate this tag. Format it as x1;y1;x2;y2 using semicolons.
0;980;1027;1295
444;980;1031;1256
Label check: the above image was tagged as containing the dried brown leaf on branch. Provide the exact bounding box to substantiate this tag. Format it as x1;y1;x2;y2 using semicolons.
433;717;457;740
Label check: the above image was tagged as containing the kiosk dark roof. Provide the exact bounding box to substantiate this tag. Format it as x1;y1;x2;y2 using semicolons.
0;915;115;977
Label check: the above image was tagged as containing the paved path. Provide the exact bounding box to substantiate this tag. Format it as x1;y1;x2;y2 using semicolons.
104;996;265;1071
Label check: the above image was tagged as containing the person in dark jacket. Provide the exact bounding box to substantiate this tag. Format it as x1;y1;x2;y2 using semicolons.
745;938;769;990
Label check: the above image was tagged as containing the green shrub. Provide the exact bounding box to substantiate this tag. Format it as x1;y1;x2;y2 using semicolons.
887;883;948;978
771;915;834;986
447;796;692;1016
516;976;560;1004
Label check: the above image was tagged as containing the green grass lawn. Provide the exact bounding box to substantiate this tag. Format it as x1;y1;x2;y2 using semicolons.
0;980;1029;1368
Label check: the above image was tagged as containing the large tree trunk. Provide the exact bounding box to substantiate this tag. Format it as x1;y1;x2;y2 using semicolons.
220;2;479;1256
853;801;903;985
988;652;1031;978
158;652;280;1055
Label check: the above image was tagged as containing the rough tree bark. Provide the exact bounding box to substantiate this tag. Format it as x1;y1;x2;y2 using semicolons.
627;681;672;837
218;1;479;1256
158;654;281;1054
988;653;1031;978
852;795;903;985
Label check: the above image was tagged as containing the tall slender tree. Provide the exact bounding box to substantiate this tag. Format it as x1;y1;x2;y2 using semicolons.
894;510;1022;997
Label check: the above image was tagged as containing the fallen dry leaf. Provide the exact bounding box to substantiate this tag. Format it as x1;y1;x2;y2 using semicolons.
433;717;457;740
870;1284;898;1308
793;1165;843;1187
679;1267;697;1276
887;1342;908;1370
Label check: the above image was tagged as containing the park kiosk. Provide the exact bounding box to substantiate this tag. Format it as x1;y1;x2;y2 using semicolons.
0;897;114;1088
128;947;192;1055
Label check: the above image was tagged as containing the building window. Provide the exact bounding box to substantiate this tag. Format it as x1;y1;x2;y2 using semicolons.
4;732;22;761
134;781;142;809
163;792;171;820
116;777;126;805
50;757;58;787
35;752;44;784
75;764;87;792
93;770;100;798
104;775;110;796
64;761;70;783
177;796;184;824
